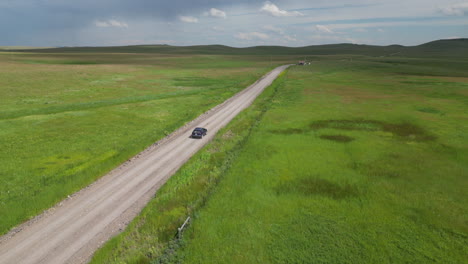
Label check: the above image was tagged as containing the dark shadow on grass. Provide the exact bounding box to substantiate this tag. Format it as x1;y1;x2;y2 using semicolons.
320;134;355;143
310;119;381;131
417;107;443;114
310;119;436;142
268;128;305;135
269;119;435;142
276;177;359;200
352;162;401;179
381;122;436;141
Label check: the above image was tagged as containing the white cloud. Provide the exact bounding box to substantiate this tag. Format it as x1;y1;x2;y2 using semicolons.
439;2;468;16
95;19;128;28
284;35;297;42
261;25;297;42
309;35;358;44
115;39;176;45
207;8;227;18
315;25;334;34
354;28;367;33
260;1;304;17
445;36;462;39
212;26;225;32
179;16;198;23
235;32;270;40
313;18;468;32
263;25;284;34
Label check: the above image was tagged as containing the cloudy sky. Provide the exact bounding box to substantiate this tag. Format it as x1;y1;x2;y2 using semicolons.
1;0;467;47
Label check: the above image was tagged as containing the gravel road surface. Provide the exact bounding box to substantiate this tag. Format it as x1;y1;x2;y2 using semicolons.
0;65;290;264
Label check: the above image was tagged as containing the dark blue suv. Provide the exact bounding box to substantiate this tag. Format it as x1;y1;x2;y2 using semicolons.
191;127;207;139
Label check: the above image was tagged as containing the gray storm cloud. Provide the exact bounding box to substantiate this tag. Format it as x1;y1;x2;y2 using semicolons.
2;0;265;19
0;0;266;45
1;0;466;47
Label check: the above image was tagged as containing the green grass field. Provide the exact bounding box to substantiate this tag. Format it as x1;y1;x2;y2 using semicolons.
91;53;467;263
1;40;467;263
176;58;468;263
0;51;291;235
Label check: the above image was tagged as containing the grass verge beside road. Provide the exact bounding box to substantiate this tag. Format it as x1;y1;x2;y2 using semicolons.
90;70;287;264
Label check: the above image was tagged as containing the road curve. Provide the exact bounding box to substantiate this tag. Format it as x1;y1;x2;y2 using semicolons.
0;65;290;264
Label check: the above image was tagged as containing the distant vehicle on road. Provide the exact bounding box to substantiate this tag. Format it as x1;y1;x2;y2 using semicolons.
191;127;207;139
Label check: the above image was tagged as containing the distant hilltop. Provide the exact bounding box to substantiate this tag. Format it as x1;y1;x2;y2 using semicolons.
2;38;467;58
0;46;52;50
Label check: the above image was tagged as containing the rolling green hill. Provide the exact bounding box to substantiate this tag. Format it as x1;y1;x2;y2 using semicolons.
4;38;467;58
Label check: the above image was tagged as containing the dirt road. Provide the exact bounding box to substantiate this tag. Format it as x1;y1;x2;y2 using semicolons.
0;65;290;264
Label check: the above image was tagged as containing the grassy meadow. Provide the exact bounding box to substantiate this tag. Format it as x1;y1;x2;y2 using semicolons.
1;41;467;263
92;54;467;263
177;58;468;263
0;51;290;235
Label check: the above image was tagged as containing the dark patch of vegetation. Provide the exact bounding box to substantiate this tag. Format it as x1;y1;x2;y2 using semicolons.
269;119;435;142
417;107;443;114
377;59;409;65
381;122;436;141
310;119;382;131
310;119;436;142
153;230;188;264
352;162;402;179
277;177;359;200
268;127;305;135
320;134;355;143
23;59;98;65
400;80;443;85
